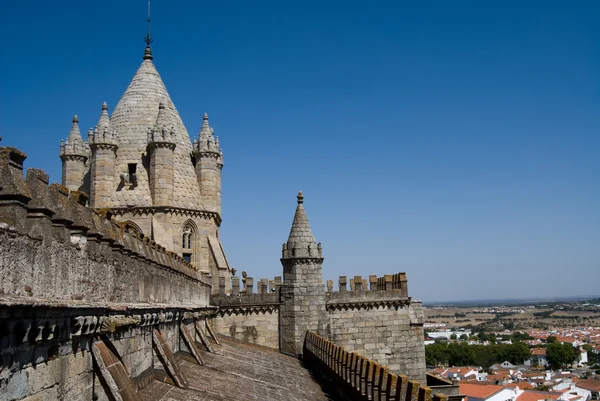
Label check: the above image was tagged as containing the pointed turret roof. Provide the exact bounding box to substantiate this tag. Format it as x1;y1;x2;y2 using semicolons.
154;101;169;130
60;115;88;158
199;113;211;140
286;191;317;249
106;48;204;210
67;115;84;145
96;102;110;133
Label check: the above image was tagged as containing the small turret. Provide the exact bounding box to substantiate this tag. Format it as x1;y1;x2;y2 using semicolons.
192;113;223;215
279;192;327;356
89;103;118;208
147;102;176;206
281;191;323;259
59;115;89;192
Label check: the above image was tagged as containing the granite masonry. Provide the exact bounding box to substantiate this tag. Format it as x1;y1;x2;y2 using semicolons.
0;39;431;401
59;45;228;293
210;192;427;383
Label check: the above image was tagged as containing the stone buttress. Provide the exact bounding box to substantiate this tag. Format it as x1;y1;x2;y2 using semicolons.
279;192;328;356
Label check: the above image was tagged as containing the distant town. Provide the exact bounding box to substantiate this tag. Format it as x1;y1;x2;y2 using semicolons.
425;297;600;401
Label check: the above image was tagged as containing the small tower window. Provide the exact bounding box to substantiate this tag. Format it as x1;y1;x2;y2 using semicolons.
128;163;138;186
181;221;194;264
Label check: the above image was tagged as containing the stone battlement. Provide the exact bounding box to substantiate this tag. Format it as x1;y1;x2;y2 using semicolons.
304;331;446;401
328;272;409;297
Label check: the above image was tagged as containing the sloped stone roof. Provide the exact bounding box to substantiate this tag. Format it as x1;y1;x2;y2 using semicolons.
107;53;204;210
139;336;334;400
286;191;317;249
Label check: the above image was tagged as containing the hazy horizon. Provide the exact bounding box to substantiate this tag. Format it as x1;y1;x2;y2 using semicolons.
1;1;598;302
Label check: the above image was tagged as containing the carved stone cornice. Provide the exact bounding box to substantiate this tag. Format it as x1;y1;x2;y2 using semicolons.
195;151;220;159
108;206;222;225
326;298;411;311
90;143;118;152
0;297;219;346
216;304;279;317
148;142;176;151
60;154;88;162
281;257;324;266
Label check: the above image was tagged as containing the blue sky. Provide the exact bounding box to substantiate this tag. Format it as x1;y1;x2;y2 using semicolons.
1;1;598;302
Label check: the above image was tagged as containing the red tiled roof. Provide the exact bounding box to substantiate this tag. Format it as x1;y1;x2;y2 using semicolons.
459;384;507;399
504;382;535;390
531;348;546;356
516;391;562;401
577;378;600;392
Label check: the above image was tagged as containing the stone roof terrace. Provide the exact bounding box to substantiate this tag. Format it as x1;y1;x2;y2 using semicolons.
139;336;336;401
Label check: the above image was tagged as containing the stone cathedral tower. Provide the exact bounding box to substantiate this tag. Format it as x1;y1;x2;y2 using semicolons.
59;43;229;292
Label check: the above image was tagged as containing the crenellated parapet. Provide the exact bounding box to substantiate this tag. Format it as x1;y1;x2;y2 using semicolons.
326;273;411;311
330;272;409;296
210;271;282;349
304;331;446;401
0;144;212;305
281;241;323;260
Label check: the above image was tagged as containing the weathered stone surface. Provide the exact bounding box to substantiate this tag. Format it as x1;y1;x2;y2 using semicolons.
138;337;333;401
92;340;142;401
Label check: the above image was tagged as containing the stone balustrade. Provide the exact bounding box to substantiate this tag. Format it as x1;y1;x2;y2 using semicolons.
304;331;447;401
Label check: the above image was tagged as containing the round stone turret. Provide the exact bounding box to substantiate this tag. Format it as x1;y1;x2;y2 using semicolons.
60;115;89;192
89;103;118;208
279;191;327;356
192;112;223;215
147;102;177;206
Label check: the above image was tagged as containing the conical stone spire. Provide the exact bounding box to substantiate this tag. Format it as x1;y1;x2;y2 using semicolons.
199;113;211;140
60;114;88;192
194;112;221;154
60;115;87;157
154;101;169;130
108;45;204;209
97;102;110;133
67;115;84;145
282;192;322;259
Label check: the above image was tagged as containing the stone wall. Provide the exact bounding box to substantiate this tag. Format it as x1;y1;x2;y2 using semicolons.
0;144;219;400
0;300;215;401
326;274;426;383
304;331;447;401
0;146;211;305
211;291;280;349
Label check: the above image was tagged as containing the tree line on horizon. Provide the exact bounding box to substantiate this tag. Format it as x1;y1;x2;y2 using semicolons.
425;336;582;370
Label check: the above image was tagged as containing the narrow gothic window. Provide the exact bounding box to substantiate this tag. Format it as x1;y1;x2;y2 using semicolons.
182;223;194;263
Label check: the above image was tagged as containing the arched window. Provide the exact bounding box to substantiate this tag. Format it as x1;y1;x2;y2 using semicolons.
181;221;195;263
123;221;143;236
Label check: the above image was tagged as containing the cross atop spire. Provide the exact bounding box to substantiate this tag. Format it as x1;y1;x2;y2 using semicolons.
143;0;153;60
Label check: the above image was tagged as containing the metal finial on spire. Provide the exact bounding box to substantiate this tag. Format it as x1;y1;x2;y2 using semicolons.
144;0;153;46
143;0;154;60
297;191;304;204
